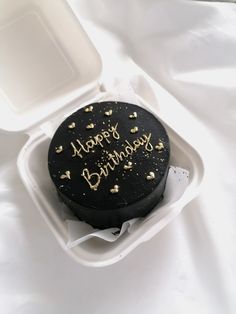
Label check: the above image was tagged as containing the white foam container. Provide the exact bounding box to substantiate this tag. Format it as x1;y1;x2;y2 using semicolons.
0;0;204;267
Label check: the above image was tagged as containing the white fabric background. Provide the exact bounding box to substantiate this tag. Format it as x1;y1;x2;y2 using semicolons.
0;0;235;313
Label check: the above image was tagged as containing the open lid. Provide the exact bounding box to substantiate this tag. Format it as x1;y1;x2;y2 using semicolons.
0;0;102;132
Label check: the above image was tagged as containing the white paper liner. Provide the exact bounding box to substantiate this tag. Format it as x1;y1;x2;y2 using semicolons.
66;166;189;248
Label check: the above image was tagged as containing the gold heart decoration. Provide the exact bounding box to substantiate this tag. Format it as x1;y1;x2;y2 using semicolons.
130;126;138;134
104;109;112;117
146;171;155;181
60;171;71;180
68;122;75;129
55;146;63;153
84;105;93;113
124;161;133;170
155;142;164;151
110;185;119;194
129;112;137;119
86;123;95;130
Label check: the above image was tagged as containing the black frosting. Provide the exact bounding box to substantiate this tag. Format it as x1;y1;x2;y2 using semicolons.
48;101;170;229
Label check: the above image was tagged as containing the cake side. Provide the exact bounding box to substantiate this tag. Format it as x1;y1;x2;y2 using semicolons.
58;167;169;228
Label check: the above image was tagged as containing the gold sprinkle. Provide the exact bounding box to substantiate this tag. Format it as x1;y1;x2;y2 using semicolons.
146;171;155;181
86;123;95;129
129;112;137;119
84;105;93;112
124;161;133;170
68;122;75;129
110;185;119;194
60;171;71;180
130;126;138;134
155;142;164;150
55;146;63;153
104;109;112;117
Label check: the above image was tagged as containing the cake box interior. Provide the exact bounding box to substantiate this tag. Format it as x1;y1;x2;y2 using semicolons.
0;0;204;266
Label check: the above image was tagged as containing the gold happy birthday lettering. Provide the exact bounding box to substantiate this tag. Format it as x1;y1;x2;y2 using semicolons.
71;123;120;158
81;133;153;190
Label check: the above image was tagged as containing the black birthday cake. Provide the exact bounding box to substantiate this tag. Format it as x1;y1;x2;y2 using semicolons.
48;101;170;229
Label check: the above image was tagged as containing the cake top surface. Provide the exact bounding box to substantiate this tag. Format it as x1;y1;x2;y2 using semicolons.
48;101;170;210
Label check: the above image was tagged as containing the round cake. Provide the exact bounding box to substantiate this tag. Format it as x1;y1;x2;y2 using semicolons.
48;101;170;229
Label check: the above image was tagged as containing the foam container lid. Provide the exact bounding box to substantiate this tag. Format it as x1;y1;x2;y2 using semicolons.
0;0;102;132
0;0;204;267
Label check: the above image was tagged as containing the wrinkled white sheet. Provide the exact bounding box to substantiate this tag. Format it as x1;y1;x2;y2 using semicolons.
0;1;235;313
